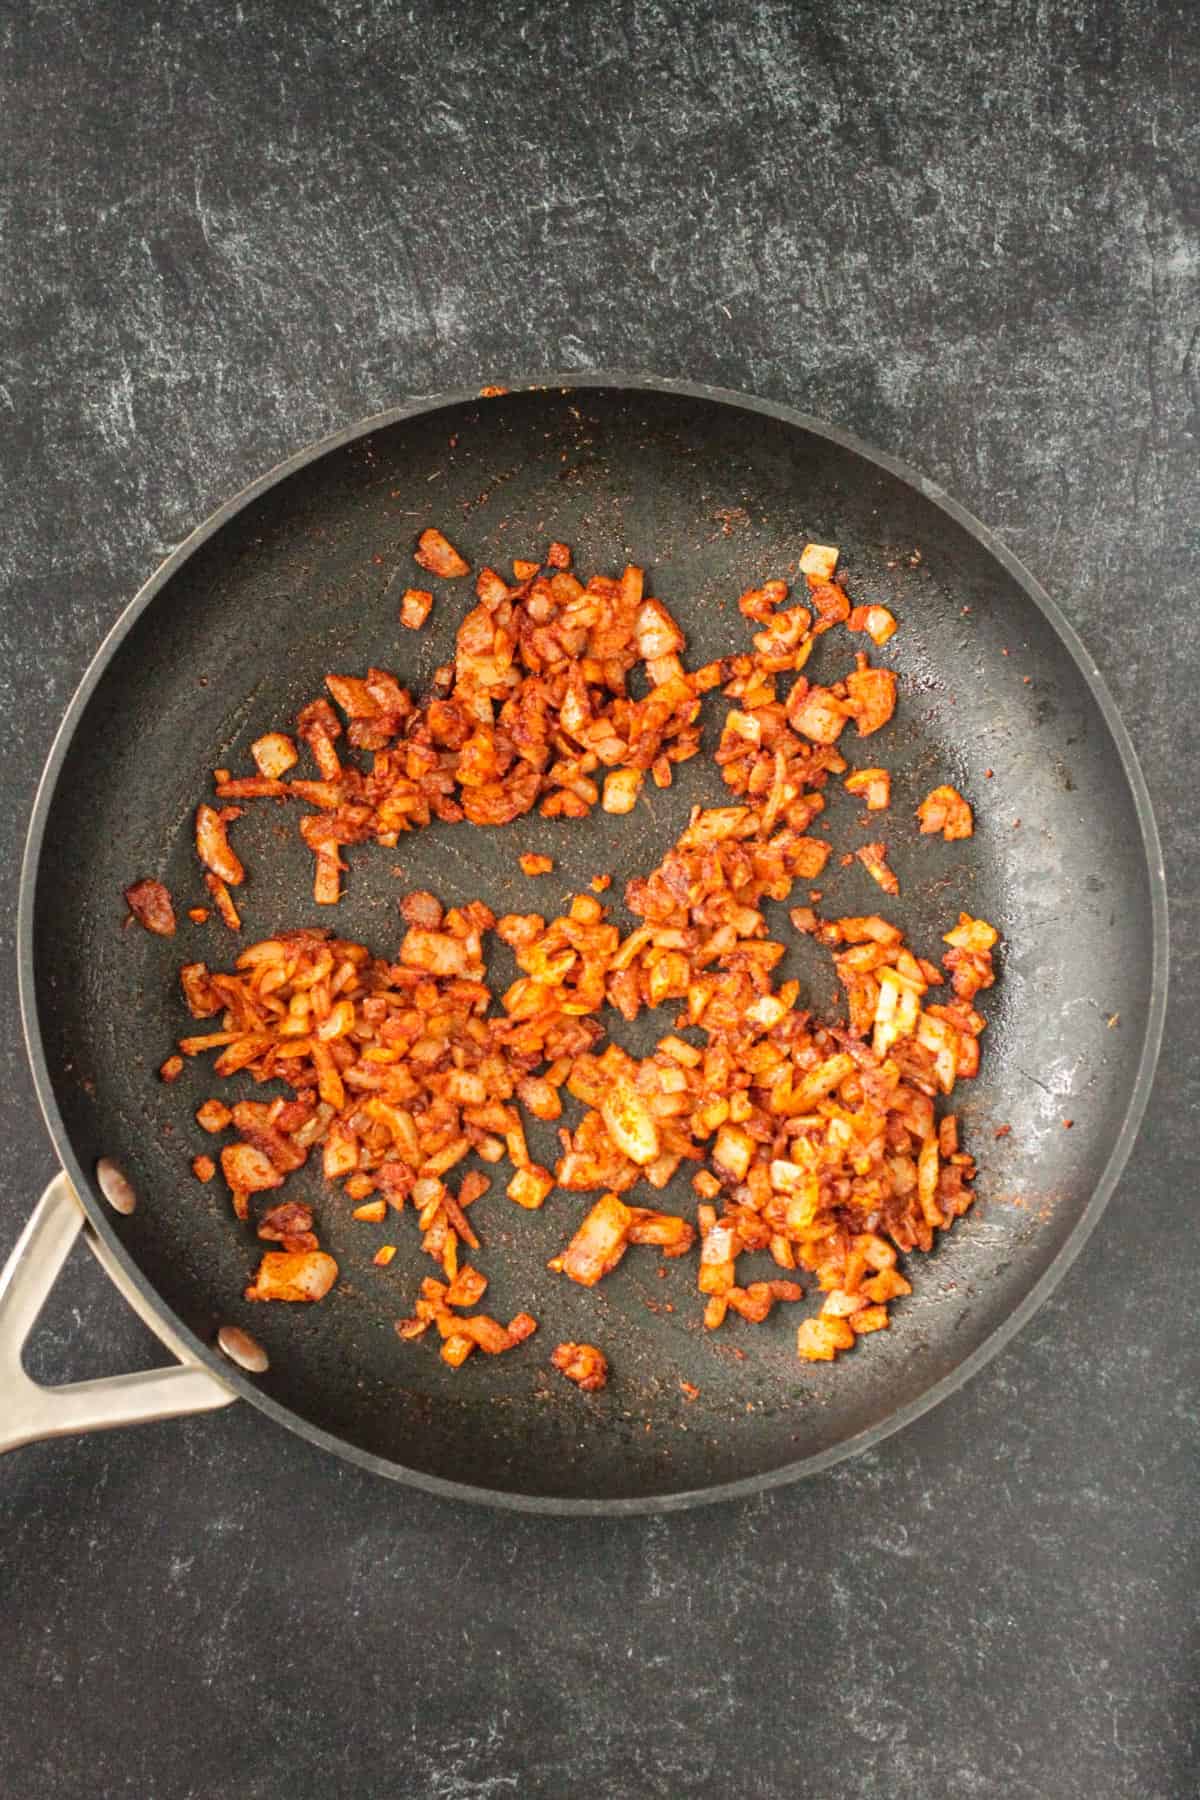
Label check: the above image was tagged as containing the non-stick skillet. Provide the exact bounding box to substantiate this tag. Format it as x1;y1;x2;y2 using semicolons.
1;378;1168;1513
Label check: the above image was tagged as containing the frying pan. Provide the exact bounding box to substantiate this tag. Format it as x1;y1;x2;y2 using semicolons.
3;378;1167;1513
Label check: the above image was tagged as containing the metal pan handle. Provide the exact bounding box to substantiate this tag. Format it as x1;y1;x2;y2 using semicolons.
0;1173;235;1454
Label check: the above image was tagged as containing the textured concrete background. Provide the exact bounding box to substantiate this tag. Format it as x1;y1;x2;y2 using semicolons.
1;3;1196;1796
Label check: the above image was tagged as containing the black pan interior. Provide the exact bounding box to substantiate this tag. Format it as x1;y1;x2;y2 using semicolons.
27;385;1160;1505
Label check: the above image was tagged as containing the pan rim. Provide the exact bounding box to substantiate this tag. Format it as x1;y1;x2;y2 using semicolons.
16;372;1169;1514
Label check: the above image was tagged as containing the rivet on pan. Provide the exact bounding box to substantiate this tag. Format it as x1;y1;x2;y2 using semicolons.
95;1157;138;1215
216;1325;270;1374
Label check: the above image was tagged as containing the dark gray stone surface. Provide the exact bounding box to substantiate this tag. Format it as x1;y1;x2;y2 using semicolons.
1;3;1195;1796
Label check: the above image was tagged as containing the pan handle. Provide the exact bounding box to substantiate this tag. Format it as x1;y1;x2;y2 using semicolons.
0;1173;236;1454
